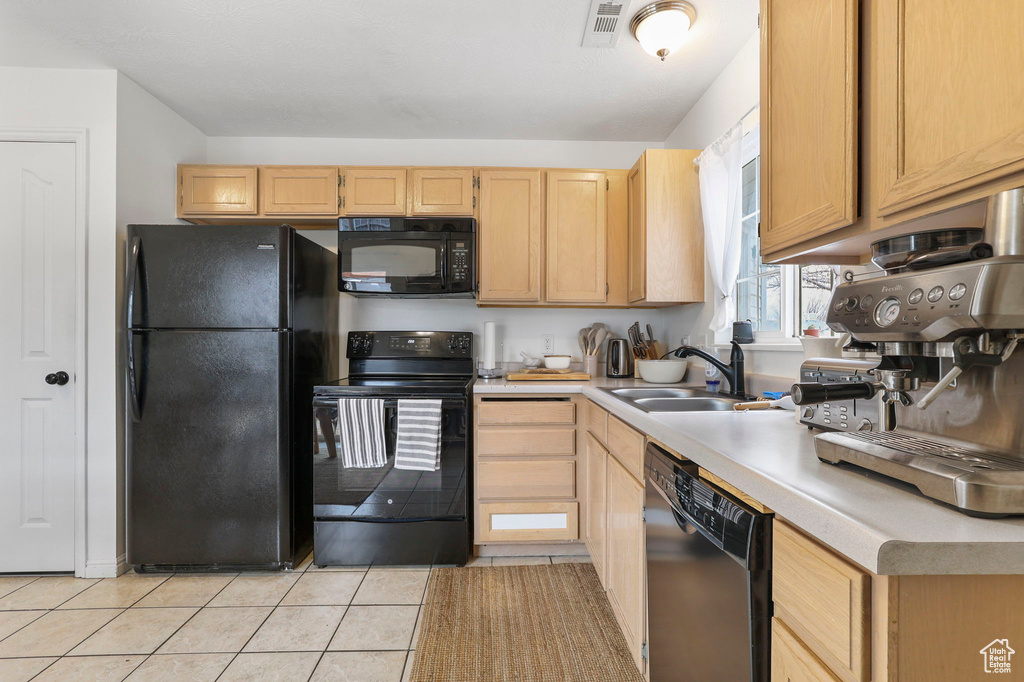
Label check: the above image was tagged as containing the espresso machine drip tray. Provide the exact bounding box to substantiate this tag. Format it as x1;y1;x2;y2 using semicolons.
815;431;1024;517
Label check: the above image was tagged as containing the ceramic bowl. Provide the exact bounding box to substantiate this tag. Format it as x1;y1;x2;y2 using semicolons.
543;354;572;370
636;359;688;384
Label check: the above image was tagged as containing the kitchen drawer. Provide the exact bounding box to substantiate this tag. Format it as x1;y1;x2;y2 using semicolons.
477;459;575;500
607;415;645;481
773;520;870;682
476;501;579;543
772;618;842;682
477;400;576;425
476;426;576;456
585;400;608;444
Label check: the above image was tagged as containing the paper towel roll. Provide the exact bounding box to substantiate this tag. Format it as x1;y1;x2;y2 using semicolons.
482;322;496;369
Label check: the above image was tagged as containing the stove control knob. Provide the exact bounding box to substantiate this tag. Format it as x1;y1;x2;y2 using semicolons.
458;336;470;349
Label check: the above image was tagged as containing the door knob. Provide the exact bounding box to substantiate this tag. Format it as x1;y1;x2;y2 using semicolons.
45;371;70;386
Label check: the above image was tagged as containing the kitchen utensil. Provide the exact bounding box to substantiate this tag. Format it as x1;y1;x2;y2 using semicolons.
646;324;655;344
733;395;795;411
636;359;688;384
606;338;634;378
587;327;600;354
519;351;542;368
592;328;610;354
543;354;572;369
578;328;589;354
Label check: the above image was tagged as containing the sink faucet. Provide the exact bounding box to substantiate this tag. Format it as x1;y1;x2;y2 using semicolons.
672;341;747;398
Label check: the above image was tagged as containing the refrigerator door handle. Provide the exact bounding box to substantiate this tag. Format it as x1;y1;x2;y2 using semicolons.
126;235;142;422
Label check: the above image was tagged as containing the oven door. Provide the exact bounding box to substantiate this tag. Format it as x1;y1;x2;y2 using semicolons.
338;232;446;295
312;395;468;521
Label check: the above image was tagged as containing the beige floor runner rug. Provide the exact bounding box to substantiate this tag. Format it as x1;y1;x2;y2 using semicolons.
412;563;645;682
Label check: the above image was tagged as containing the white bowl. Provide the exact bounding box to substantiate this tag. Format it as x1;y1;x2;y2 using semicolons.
636;359;688;384
543;355;572;370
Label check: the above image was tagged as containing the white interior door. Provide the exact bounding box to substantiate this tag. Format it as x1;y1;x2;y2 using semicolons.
0;141;78;572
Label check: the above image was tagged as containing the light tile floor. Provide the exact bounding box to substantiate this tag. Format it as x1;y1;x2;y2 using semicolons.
0;554;586;681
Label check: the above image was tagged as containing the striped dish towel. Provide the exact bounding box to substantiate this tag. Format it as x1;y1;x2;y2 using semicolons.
394;399;443;471
336;399;387;468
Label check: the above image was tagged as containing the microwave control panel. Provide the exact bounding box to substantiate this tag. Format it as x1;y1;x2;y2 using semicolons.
450;241;470;282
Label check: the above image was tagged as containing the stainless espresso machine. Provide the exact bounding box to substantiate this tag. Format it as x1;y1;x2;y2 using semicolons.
791;188;1024;517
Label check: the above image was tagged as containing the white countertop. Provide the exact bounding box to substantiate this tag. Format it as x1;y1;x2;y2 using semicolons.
473;376;1024;575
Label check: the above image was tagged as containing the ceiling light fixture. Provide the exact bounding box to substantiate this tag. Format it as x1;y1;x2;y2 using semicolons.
630;1;697;61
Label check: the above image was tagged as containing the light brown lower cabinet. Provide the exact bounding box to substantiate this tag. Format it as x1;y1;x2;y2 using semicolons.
585;433;608;584
605;454;646;671
473;395;581;547
772;618;842;682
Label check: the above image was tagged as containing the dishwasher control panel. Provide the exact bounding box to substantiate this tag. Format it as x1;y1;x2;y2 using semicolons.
646;444;762;566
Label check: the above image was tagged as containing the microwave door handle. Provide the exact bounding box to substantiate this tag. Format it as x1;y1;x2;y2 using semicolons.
440;236;448;290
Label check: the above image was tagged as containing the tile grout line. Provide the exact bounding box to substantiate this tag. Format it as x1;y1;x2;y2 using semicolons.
306;565;371;680
213;561;308;680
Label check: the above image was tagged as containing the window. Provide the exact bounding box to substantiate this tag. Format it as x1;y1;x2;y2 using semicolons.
734;152;838;341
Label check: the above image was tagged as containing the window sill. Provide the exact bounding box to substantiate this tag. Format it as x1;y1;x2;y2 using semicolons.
711;341;804;353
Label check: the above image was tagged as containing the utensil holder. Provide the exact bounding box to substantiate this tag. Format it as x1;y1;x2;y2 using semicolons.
582;355;599;377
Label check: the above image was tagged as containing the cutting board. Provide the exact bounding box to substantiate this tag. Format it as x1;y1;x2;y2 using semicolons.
505;369;592;381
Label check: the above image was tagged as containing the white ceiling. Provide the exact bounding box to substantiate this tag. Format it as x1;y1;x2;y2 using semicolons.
0;0;757;140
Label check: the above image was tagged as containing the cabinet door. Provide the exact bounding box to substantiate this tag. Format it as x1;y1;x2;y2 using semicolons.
477;170;543;302
545;171;608;303
626;156;646;303
606;457;645;668
585;434;608;586
343;168;407;215
760;0;858;255
772;618;842;682
178;165;257;215
874;0;1024;216
260;166;339;215
409;168;474;215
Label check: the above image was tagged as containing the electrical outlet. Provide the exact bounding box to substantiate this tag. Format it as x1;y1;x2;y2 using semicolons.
681;335;691;346
542;334;554;354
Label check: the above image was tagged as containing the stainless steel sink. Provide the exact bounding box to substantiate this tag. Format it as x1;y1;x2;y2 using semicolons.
609;388;705;399
600;386;746;413
633;397;737;412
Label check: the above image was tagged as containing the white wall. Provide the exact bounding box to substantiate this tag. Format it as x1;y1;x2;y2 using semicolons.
0;66;119;576
207;137;661;171
114;73;206;568
660;32;801;382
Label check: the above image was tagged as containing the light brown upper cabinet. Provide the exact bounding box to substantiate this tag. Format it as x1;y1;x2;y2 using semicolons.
178;165;258;216
762;0;1024;263
872;0;1024;217
409;167;475;216
627;150;704;304
260;166;340;215
342;167;407;215
476;169;543;302
545;171;608;304
760;0;858;255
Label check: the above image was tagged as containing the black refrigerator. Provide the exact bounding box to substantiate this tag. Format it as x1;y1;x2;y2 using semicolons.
125;224;339;571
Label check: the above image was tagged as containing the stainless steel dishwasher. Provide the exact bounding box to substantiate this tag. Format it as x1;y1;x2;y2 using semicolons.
645;442;772;682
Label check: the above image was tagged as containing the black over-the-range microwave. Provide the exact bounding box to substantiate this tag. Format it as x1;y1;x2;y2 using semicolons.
337;217;476;297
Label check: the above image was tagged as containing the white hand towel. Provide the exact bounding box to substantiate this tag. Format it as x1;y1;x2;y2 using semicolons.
336;398;387;468
394;399;443;471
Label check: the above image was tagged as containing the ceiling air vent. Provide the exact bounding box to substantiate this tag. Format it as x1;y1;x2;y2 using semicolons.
581;0;627;48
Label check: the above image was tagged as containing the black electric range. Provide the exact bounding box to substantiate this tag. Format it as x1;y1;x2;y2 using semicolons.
312;331;475;566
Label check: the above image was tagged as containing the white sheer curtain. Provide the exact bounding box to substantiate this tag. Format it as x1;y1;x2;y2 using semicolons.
695;122;745;332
